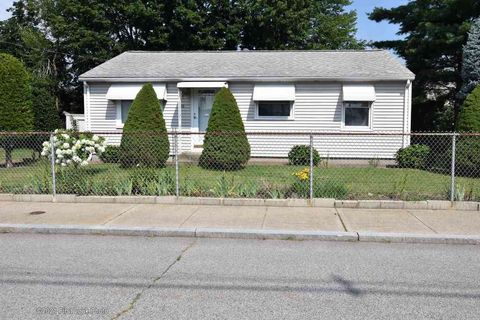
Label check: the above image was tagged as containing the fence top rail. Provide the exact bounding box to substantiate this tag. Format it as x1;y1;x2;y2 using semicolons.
1;131;480;137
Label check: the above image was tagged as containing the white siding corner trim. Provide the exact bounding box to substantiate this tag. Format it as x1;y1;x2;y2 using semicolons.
177;81;228;88
342;84;376;101
252;83;295;101
106;83;167;100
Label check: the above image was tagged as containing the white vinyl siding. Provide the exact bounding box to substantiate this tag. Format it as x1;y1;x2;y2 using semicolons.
229;81;406;158
86;81;407;158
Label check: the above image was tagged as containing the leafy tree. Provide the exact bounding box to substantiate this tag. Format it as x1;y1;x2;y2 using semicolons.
241;0;363;50
0;53;34;168
369;0;480;131
458;17;480;102
119;83;169;168
457;85;480;132
1;0;364;115
199;87;250;170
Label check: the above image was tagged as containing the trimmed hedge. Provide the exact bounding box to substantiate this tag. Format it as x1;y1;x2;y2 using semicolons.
99;145;120;163
119;83;169;168
199;87;250;170
455;138;480;176
395;144;431;169
457;85;480;132
0;53;34;167
288;145;320;166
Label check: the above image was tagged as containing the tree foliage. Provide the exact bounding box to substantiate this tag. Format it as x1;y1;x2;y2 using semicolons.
31;76;61;132
0;0;362;115
199;88;250;170
119;83;169;168
0;53;33;132
369;0;480;131
0;53;34;167
459;17;480;102
241;0;362;50
457;85;480;133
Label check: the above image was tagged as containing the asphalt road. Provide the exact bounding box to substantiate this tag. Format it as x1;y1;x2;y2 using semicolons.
0;234;479;320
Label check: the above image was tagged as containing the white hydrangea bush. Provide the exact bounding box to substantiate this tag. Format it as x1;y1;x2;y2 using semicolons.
41;130;107;167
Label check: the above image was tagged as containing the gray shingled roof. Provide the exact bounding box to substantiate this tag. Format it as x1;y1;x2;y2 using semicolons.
79;50;414;81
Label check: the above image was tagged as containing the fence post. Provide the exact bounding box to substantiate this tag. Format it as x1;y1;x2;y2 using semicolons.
174;129;180;197
309;133;314;201
49;132;56;199
450;132;457;202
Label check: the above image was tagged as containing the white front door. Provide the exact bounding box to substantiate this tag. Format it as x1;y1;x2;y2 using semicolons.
193;89;215;147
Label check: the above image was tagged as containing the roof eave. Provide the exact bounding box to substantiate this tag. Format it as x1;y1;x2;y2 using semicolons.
79;76;415;82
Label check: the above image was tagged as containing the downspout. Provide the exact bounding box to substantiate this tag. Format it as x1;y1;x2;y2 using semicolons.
83;81;91;131
403;80;411;147
177;87;182;153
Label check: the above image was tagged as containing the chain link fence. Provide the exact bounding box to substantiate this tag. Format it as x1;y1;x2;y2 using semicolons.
1;131;480;201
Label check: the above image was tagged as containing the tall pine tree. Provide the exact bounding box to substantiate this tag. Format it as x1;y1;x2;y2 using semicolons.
458;18;480;102
369;0;480;131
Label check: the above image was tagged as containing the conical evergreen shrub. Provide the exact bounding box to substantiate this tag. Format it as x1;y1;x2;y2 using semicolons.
199;87;250;170
119;83;169;168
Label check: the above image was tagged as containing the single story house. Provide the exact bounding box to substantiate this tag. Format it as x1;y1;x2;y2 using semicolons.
78;50;415;158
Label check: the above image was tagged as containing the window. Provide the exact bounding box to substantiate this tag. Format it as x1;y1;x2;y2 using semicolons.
256;101;293;119
343;101;371;128
116;100;163;127
120;100;133;124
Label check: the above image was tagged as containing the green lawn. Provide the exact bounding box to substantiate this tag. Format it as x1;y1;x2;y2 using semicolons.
0;148;37;166
1;160;479;200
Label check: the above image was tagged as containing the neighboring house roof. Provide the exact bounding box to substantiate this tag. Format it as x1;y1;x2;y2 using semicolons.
79;50;415;82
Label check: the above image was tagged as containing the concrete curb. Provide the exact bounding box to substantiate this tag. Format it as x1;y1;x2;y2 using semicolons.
357;231;480;245
0;223;478;245
1;194;480;211
0;223;357;242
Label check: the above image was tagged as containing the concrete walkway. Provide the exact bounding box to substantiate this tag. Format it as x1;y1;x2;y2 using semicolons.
1;201;480;238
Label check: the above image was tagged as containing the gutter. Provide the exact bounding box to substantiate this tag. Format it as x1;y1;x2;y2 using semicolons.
78;76;416;83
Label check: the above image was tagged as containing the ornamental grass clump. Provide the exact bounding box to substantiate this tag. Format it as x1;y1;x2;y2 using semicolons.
199;88;250;170
41;129;106;167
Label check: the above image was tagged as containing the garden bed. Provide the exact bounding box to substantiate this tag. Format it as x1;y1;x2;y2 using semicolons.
1;159;479;200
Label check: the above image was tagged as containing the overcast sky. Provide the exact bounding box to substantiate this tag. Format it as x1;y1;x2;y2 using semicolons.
0;0;408;42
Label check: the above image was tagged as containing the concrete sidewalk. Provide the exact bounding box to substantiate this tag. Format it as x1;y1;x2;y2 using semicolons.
0;201;480;244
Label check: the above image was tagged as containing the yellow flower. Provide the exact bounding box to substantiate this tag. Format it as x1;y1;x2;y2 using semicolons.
293;168;310;181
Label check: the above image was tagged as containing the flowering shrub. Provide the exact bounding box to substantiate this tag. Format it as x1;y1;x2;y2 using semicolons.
41;130;106;167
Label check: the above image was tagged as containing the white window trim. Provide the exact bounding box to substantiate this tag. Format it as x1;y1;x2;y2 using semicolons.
341;101;373;131
115;100;124;128
254;101;295;121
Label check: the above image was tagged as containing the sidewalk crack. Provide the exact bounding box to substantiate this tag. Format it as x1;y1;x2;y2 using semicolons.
261;207;268;229
102;204;137;226
407;210;438;234
178;206;201;227
334;208;348;232
111;240;196;320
